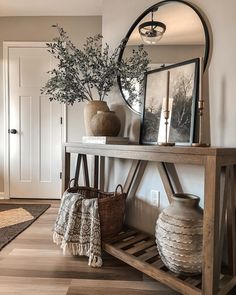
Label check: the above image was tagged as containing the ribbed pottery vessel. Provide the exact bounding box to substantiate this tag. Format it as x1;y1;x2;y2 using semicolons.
84;101;109;135
90;110;121;136
155;193;203;276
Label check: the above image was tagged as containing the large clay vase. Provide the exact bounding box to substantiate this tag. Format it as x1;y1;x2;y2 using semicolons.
84;101;109;135
155;193;203;276
90;111;121;136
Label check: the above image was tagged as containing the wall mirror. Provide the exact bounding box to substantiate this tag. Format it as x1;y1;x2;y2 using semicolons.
118;0;210;114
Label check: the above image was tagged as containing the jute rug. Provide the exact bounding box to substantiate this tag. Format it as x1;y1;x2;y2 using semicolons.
0;203;50;250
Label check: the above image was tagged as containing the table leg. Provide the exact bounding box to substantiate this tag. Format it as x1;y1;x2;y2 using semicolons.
82;155;90;187
61;146;70;193
94;155;99;189
202;156;221;295
227;166;236;276
100;156;105;191
74;154;82;186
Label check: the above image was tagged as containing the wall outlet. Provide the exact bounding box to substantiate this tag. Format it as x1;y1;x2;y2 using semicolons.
151;190;160;207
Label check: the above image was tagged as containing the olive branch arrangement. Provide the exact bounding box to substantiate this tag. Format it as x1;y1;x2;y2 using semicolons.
41;24;149;105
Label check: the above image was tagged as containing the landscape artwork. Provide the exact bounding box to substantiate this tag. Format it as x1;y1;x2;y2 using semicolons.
140;58;199;145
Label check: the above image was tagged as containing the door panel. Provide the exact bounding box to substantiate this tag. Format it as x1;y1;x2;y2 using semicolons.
19;95;32;182
9;45;62;198
40;96;52;182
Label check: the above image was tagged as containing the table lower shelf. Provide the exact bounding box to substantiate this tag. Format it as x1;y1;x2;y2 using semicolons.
102;227;236;295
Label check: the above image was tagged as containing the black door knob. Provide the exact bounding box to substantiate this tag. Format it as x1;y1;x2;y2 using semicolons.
9;129;17;134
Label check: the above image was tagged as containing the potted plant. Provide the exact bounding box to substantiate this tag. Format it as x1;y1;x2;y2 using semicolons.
41;24;149;135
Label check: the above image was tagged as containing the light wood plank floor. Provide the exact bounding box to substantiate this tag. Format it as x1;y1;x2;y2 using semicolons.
0;199;179;295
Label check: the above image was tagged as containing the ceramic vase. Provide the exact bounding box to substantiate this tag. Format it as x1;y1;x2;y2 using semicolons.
84;101;109;136
90;110;121;136
155;193;203;276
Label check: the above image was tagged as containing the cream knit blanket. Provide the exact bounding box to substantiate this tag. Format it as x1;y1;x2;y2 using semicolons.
53;190;102;267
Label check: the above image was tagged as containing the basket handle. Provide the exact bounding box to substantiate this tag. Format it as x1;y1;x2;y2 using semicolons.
114;184;124;195
68;178;76;189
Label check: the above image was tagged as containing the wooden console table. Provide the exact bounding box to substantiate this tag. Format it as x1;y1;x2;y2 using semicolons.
62;142;236;295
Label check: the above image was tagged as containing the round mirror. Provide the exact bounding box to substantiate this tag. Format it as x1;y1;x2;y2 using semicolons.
118;0;210;114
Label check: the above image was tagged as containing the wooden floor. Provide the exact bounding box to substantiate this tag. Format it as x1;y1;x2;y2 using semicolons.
0;199;178;295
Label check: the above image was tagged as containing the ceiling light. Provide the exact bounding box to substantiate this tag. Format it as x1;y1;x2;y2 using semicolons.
139;10;166;44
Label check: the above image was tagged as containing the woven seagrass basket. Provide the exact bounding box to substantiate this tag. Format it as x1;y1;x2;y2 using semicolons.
67;180;126;238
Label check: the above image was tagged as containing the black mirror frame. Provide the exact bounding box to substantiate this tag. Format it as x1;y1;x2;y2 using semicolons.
117;0;210;114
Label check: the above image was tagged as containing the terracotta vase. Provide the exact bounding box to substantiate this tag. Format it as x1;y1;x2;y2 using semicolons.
155;193;203;276
90;111;121;136
84;101;109;136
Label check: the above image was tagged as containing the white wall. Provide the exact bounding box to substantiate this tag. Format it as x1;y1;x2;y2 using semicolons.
102;0;236;233
0;16;102;192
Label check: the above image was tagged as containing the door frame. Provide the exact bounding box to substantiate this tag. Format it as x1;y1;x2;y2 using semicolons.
2;41;67;199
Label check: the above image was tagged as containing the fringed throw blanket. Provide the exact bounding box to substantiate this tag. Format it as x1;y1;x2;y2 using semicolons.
53;190;102;267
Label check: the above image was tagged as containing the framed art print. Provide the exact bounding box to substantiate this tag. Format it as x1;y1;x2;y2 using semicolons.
140;58;200;145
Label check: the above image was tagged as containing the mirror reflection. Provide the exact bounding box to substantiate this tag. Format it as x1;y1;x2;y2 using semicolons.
119;1;208;114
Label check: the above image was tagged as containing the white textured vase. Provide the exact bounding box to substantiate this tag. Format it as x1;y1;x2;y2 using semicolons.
155;193;203;276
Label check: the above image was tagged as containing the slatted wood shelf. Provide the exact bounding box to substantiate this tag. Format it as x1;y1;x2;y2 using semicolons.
102;227;235;295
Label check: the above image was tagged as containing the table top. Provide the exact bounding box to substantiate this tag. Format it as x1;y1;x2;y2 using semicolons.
63;143;236;166
64;142;236;157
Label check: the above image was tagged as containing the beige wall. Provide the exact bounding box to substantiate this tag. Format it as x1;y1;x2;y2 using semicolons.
0;16;102;192
102;0;236;233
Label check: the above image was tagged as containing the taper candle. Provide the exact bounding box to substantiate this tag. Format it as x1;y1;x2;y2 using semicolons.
165;71;170;112
158;70;175;146
198;58;203;109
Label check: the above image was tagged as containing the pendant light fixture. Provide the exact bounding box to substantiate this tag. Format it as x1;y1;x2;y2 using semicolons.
139;9;166;44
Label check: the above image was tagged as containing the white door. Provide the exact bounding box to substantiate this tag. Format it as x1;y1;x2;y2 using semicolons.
8;44;63;198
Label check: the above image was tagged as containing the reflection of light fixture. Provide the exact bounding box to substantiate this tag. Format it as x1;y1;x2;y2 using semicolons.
139;9;166;44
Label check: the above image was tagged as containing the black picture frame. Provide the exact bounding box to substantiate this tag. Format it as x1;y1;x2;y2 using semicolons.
140;58;200;145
